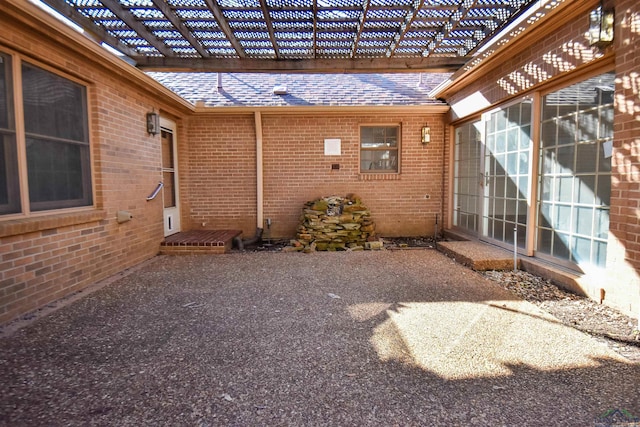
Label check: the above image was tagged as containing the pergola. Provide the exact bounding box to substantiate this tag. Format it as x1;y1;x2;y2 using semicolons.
41;0;540;73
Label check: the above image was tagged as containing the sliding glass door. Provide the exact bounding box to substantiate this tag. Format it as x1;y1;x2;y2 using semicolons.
482;101;532;249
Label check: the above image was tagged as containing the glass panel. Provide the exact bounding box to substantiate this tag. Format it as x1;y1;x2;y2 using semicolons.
574;206;593;235
594;240;607;267
539;202;552;228
0;53;11;130
553;232;570;260
540;120;556;148
27;137;91;210
22;63;87;142
22;64;91;211
162;130;174;169
594;208;609;239
538;228;552;254
572;236;591;264
0;54;20;215
163;171;176;208
575;142;597;173
554;205;571;232
556;176;573;202
596;176;610;206
0;133;20;214
361;149;397;171
557;145;574;173
517;224;527;248
537;72;613;269
361;126;398;148
452;121;482;234
575;175;596;204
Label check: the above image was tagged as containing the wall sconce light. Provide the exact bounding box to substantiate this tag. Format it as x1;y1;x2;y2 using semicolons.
588;5;614;48
146;111;159;136
421;126;431;144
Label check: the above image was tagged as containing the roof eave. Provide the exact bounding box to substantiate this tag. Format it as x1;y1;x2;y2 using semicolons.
193;104;450;115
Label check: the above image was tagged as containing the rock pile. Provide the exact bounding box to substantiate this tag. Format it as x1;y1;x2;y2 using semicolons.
287;194;379;252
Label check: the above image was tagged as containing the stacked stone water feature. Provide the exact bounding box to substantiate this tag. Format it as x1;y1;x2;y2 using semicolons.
288;194;378;251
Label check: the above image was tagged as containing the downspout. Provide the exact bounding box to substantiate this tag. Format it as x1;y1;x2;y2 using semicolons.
233;110;264;250
255;110;264;231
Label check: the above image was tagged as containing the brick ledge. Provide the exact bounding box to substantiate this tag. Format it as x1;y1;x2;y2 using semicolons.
0;209;107;238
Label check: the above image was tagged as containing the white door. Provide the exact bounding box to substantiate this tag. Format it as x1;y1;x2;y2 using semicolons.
161;118;180;237
481;100;532;250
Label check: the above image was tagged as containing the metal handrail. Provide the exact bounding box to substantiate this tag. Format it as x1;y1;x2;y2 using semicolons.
146;182;163;201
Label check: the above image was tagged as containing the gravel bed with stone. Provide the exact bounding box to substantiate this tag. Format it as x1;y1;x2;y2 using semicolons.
484;269;640;362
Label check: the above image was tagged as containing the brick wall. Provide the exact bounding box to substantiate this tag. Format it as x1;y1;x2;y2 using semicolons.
0;8;174;324
184;112;447;239
262;113;446;238
183;114;257;236
608;0;640;318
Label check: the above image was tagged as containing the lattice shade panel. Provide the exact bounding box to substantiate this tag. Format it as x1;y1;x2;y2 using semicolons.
41;0;539;71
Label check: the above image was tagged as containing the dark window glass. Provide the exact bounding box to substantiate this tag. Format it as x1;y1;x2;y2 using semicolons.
0;53;20;214
22;63;91;211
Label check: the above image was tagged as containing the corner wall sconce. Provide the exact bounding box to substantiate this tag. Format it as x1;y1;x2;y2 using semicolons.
588;5;614;48
421;126;431;145
146;111;160;136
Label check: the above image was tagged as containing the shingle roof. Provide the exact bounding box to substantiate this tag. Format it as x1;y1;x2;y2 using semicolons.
147;72;450;107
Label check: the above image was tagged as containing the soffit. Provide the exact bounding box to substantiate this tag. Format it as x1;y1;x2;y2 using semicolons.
41;0;540;73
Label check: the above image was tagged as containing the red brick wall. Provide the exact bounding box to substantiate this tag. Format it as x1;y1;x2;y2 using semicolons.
261;113;446;238
183;114;257;235
183;112;447;239
610;0;640;270
0;7;176;324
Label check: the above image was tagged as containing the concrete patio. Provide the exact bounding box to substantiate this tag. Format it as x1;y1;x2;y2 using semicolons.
0;250;638;426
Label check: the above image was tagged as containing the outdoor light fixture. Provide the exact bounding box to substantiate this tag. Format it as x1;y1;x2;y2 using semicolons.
588;5;614;48
421;126;431;144
146;111;159;135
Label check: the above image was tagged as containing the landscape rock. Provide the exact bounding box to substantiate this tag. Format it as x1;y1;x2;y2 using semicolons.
288;194;381;252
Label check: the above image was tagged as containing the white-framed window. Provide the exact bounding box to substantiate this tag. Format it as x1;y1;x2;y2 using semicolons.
537;72;613;268
360;125;400;173
0;51;92;216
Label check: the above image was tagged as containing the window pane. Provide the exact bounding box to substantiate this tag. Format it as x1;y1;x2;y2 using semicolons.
361;126;399;172
361;149;397;171
361;126;398;148
22;63;87;142
22;64;91;211
0;133;20;214
27;138;91;210
537;72;613;269
0;53;12;130
0;53;20;214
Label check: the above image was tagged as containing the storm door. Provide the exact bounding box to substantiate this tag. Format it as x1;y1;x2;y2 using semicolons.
161;118;180;236
481;101;532;249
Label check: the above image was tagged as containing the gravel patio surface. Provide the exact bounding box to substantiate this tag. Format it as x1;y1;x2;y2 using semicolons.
1;250;639;426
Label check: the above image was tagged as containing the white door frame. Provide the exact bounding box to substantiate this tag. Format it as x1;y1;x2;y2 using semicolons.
160;117;180;237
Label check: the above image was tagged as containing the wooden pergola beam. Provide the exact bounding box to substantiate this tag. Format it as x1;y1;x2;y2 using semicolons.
135;55;469;73
151;0;209;58
203;0;246;58
259;0;280;59
100;0;174;57
40;0;139;58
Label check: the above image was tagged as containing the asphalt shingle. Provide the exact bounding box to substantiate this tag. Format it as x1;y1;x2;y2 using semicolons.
147;72;451;107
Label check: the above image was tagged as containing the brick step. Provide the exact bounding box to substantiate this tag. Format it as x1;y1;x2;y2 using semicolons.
160;230;242;255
